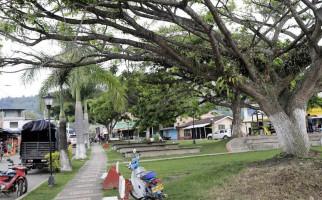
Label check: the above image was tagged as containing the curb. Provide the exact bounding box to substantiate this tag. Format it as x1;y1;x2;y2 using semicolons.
16;179;47;200
226;140;232;152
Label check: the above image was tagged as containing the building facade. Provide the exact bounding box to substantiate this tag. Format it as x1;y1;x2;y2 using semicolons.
0;109;31;132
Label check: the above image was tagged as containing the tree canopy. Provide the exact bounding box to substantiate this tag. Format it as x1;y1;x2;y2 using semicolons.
1;0;322;156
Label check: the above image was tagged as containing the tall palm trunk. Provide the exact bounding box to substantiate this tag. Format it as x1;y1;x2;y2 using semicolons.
59;108;72;171
58;83;72;171
83;100;90;150
75;87;87;159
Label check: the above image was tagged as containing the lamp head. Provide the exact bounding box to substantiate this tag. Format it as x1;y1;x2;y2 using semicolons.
42;93;56;109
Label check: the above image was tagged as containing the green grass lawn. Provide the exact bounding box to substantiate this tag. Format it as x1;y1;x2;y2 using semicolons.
106;139;229;166
21;149;91;200
104;141;322;200
174;139;229;154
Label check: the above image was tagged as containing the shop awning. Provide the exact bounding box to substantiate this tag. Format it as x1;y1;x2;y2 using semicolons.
307;107;322;116
183;123;210;129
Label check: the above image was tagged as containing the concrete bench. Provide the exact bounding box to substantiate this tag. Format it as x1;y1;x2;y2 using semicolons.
112;141;167;151
117;143;179;154
123;147;201;158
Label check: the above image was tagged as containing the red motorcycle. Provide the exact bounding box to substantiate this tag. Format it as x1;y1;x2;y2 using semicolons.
0;159;28;197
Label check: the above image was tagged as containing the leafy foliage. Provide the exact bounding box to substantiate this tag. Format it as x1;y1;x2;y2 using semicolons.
45;151;60;173
307;94;322;110
45;148;73;173
88;91;127;129
125;68;214;131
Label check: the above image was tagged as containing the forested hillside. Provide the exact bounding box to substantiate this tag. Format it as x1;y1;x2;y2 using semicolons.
0;96;41;118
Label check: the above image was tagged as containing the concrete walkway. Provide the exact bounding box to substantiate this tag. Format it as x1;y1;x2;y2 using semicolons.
54;143;107;200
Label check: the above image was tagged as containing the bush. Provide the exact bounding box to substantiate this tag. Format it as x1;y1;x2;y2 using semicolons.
45;149;73;173
68;148;73;159
153;134;160;142
45;151;60;173
141;138;152;144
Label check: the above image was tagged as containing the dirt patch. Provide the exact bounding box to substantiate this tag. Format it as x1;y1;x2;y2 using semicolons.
211;154;322;200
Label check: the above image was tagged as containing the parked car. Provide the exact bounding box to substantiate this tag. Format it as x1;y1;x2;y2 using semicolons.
68;134;77;145
207;129;231;140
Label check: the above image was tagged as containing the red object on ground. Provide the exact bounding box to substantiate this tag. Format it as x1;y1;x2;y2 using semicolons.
102;166;120;190
103;142;109;148
120;179;133;200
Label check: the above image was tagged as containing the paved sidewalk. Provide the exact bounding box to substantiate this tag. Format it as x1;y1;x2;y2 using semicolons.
54;143;107;200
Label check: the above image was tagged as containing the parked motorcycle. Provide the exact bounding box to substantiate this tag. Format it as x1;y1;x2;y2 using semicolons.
0;159;28;197
126;149;167;200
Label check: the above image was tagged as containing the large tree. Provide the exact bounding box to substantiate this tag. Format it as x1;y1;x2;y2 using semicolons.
1;1;322;156
88;90;127;137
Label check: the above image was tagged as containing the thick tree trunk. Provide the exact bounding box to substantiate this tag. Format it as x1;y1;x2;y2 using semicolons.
231;89;243;138
146;127;150;140
75;88;86;159
268;109;310;156
83;112;89;150
59;113;72;171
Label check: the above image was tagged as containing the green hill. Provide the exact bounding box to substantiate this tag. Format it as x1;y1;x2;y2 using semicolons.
0;95;41;118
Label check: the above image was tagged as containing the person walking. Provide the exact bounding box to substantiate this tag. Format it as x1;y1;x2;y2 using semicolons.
307;114;314;133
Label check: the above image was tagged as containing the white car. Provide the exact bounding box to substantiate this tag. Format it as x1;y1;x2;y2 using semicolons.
68;134;77;145
207;129;231;140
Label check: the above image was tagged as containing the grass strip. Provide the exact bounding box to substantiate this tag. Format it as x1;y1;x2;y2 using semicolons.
104;141;322;199
21;148;92;200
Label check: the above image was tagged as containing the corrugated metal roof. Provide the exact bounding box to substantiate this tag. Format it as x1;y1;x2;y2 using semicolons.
177;115;232;128
114;121;136;129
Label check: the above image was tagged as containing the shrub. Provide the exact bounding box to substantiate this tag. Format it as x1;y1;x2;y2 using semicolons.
142;138;152;144
45;151;60;173
68;148;73;159
153;134;160;142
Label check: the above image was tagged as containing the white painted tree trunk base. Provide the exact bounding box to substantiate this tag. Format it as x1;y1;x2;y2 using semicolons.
75;144;87;159
269;109;310;156
59;150;72;171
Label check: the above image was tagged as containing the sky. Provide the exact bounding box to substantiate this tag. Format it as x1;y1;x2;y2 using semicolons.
0;68;48;98
0;40;52;98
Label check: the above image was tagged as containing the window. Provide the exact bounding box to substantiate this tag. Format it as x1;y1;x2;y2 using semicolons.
218;124;225;130
10;122;18;128
184;129;191;136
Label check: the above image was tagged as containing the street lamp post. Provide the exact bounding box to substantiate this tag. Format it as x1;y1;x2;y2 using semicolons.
127;122;130;144
211;118;214;140
192;111;196;144
42;93;56;186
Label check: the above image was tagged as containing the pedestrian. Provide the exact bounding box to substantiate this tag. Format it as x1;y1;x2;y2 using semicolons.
307;114;314;133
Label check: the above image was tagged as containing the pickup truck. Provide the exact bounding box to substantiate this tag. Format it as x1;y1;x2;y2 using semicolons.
20;120;58;170
207;129;231;140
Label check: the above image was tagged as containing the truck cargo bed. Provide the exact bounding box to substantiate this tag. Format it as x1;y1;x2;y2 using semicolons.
20;142;55;159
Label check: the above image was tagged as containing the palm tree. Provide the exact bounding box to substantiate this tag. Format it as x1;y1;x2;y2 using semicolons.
37;68;73;171
24;46;127;160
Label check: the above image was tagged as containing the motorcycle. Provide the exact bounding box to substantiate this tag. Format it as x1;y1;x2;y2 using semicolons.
0;159;28;197
126;149;167;200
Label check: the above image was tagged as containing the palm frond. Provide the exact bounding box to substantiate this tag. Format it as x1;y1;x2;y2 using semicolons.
38;73;60;111
20;66;44;85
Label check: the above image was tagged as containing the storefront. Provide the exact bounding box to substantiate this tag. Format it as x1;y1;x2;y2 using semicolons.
307;107;322;131
0;128;19;155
